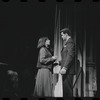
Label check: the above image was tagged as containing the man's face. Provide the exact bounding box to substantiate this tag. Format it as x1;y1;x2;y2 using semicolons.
61;32;67;40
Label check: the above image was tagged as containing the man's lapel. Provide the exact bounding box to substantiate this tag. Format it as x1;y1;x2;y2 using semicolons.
61;38;72;52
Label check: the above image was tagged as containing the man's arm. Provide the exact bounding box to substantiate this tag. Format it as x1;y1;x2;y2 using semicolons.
63;42;75;69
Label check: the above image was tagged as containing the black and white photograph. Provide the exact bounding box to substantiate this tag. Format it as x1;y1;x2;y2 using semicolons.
0;0;99;99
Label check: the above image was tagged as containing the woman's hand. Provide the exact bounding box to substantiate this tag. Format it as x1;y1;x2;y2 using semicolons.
52;56;57;60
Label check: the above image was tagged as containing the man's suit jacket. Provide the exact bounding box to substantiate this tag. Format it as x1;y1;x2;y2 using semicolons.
61;38;75;75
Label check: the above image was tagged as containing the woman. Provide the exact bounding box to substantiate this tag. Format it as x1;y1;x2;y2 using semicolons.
33;37;57;97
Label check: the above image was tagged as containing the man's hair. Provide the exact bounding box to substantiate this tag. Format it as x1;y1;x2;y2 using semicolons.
60;28;71;36
37;37;49;48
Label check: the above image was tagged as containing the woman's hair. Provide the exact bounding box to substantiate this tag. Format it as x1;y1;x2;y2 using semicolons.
37;37;49;48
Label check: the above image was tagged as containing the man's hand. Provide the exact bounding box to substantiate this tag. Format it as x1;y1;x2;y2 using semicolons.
59;67;67;74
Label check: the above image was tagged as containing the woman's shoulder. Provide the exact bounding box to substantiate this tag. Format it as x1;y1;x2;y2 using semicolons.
39;47;46;52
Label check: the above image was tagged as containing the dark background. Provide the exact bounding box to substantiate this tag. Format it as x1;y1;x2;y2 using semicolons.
0;0;100;98
0;1;56;97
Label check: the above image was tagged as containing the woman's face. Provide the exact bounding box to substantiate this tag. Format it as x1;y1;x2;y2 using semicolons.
45;39;50;46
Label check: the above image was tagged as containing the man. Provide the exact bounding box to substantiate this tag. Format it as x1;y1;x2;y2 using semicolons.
59;28;75;98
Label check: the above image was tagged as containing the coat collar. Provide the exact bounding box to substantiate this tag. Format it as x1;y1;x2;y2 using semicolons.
61;38;73;52
64;37;72;45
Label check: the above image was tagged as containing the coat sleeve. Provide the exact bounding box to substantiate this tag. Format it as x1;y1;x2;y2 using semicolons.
39;47;55;64
63;42;75;69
